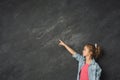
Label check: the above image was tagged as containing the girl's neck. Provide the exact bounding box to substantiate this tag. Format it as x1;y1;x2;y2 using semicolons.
85;56;92;64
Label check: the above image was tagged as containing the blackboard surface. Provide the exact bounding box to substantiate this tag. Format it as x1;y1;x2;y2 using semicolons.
0;0;120;80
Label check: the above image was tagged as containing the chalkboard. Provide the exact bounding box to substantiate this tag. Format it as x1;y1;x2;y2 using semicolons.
0;0;120;80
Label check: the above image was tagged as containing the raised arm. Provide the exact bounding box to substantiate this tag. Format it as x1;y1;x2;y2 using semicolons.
58;39;84;62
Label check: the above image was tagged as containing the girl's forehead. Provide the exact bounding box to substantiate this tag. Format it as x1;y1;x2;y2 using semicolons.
84;46;88;49
84;46;89;49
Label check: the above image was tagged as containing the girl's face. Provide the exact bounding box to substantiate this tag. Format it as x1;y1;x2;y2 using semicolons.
82;46;91;57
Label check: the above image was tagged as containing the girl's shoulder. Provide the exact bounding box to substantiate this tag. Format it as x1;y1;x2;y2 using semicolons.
94;62;102;70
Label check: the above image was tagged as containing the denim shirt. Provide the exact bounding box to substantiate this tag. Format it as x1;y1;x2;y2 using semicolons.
72;52;102;80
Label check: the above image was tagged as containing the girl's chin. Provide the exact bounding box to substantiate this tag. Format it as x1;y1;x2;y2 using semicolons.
83;55;88;57
83;55;86;57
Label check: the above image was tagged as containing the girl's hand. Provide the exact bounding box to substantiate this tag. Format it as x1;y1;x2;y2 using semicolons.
58;39;66;47
58;39;76;55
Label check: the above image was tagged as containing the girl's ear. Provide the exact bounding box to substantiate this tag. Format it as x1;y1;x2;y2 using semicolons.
89;51;93;56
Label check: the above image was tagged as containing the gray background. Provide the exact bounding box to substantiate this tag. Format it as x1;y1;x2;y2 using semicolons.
0;0;120;80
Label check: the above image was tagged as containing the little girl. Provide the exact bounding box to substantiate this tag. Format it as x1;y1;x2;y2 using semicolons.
58;39;102;80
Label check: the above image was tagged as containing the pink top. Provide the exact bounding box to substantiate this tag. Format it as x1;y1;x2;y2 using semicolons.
79;63;89;80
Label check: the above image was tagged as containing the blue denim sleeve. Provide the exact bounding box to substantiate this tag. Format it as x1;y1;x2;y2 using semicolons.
96;64;102;80
72;52;84;62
